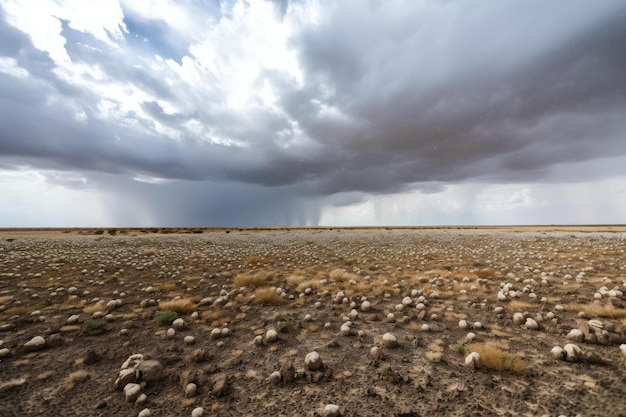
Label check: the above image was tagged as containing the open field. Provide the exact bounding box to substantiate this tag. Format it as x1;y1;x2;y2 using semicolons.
1;228;626;416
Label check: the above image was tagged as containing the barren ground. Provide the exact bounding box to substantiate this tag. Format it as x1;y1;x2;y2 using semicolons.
1;227;625;417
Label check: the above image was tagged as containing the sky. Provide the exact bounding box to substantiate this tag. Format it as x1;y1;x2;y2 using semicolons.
1;0;626;227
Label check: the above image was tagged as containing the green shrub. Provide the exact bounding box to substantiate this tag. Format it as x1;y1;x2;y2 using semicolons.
82;319;107;334
155;311;178;326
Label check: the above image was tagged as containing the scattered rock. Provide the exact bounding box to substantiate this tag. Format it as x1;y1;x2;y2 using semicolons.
305;351;323;371
184;336;195;345
550;346;564;360
191;407;204;417
138;408;151;417
465;352;481;368
268;370;281;385
185;382;198;397
382;333;398;348
123;383;142;402
211;373;228;396
264;329;278;343
566;329;584;343
23;336;46;352
137;360;164;383
323;404;341;417
564;343;583;362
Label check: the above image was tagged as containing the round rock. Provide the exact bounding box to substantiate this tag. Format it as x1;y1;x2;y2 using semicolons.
305;351;323;371
382;332;398;348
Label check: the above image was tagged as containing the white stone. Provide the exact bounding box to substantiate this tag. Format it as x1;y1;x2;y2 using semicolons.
566;329;584;343
210;328;222;339
172;318;185;329
458;320;468;330
513;312;525;325
524;318;539;330
221;327;231;337
420;324;430;332
465;352;481;368
166;328;176;339
67;314;80;325
124;383;141;402
191;407;204;417
340;323;352;336
360;300;371;311
305;351;323;371
564;343;582;362
184;336;195;345
415;303;426;310
0;348;10;358
24;336;45;350
264;329;278;343
494;307;504;314
138;408;151;417
253;335;263;346
185;383;198;397
268;370;281;384
370;346;383;361
473;321;482;330
466;332;476;341
382;332;398;348
402;296;413;306
323;404;341;417
550;346;564;360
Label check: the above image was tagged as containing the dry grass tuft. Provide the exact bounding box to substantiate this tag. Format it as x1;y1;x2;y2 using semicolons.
154;282;177;292
566;303;626;319
467;341;525;373
251;288;287;306
2;305;31;316
475;268;497;279
234;271;275;288
159;298;197;314
426;339;444;363
509;300;534;311
82;301;106;314
243;256;273;266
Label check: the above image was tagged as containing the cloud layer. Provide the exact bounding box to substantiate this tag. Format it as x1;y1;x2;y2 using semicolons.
1;0;626;226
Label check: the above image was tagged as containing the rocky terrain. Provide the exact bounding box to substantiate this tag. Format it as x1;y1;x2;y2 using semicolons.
1;227;626;416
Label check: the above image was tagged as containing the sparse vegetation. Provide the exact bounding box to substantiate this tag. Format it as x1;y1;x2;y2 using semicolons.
250;288;286;305
466;342;525;373
82;319;107;334
233;271;274;288
155;310;178;326
159;299;197;313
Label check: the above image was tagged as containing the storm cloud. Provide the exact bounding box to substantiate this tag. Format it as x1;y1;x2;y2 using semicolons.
1;0;625;226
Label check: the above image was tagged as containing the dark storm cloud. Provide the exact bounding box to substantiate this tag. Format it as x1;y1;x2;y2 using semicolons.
1;1;626;226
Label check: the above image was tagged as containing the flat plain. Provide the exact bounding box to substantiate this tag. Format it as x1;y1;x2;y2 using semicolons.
1;227;626;416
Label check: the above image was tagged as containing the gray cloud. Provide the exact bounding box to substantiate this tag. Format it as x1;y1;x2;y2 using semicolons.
1;1;626;225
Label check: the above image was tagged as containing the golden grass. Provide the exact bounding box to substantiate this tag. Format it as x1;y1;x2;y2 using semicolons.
2;306;31;316
82;301;106;314
159;298;197;313
475;268;497;279
509;300;534;311
251;288;287;306
466;341;525;373
243;256;273;265
0;295;14;304
154;282;177;292
444;312;468;322
565;303;626;319
426;339;444;363
234;271;275;288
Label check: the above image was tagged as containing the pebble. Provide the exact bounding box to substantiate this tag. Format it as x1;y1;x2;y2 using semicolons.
124;383;142;402
361;300;371;311
382;332;398;348
172;318;185;329
184;336;195;345
185;382;198;397
166;328;176;338
566;329;584;343
550;346;564;360
323;404;341;417
465;352;481;368
191;407;204;417
305;351;323;371
513;312;525;325
138;409;151;417
458;320;468;330
524;318;539;330
0;348;10;357
265;329;278;343
564;343;583;362
24;336;46;351
370;346;383;361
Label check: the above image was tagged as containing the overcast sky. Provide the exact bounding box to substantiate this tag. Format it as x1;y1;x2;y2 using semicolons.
1;0;626;227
